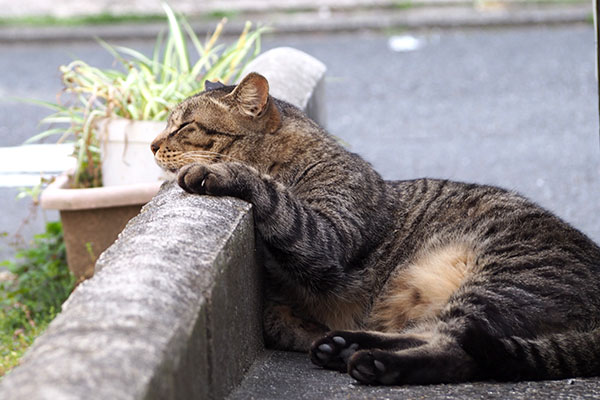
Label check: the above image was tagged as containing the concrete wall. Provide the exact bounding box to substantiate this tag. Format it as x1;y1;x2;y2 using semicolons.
0;47;326;399
0;183;261;400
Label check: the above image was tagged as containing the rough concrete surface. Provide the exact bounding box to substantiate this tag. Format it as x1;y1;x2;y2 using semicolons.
229;351;600;400
0;182;261;400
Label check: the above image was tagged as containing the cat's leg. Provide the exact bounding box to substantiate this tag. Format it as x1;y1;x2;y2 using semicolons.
263;300;329;352
178;161;390;295
328;274;571;385
310;320;478;385
346;333;476;385
310;330;427;372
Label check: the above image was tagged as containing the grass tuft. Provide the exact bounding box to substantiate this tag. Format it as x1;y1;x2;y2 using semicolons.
0;222;74;378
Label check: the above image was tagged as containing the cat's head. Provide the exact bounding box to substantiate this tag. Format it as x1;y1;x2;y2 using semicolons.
151;72;281;173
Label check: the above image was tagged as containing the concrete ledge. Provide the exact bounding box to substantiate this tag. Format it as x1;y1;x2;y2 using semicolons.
0;182;262;399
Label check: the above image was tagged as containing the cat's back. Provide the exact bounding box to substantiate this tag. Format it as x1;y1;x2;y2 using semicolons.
389;178;575;231
385;177;600;259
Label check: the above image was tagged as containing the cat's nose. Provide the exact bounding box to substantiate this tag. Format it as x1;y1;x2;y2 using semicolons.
151;142;160;155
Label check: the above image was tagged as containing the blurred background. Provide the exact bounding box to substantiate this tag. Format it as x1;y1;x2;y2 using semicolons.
0;0;598;262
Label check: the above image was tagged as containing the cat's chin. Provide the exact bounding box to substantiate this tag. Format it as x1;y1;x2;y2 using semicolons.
161;170;177;182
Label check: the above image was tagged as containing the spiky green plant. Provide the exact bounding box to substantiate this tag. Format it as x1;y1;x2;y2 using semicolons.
27;3;267;188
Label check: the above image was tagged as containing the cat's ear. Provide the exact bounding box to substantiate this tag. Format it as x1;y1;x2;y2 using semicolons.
204;80;225;91
228;73;270;118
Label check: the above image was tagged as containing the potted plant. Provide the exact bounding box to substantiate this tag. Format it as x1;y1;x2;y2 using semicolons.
31;3;267;280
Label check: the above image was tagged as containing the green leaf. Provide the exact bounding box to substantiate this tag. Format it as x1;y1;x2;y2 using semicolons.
190;45;221;78
23;128;69;144
162;2;189;73
38;116;73;125
11;97;68;112
152;28;166;76
181;17;204;58
114;45;154;67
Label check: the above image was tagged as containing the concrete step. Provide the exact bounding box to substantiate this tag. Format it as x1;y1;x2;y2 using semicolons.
0;143;74;187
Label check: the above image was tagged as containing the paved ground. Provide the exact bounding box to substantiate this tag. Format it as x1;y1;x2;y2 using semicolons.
2;26;599;255
228;351;600;399
277;26;600;244
0;0;592;43
0;2;592;43
0;1;596;255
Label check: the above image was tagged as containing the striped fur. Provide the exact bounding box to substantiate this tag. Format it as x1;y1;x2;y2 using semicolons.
152;73;600;384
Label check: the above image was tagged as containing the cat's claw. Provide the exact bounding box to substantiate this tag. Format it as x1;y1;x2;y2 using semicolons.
177;163;208;194
177;161;253;200
177;163;230;196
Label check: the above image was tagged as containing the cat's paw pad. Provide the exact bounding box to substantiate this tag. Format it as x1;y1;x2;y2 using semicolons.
310;332;361;372
348;350;399;385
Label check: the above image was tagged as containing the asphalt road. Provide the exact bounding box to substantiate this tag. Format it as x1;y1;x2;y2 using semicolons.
276;26;600;244
1;25;599;259
1;24;600;397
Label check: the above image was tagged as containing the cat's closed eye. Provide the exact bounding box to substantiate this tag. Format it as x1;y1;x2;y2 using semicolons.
169;121;193;138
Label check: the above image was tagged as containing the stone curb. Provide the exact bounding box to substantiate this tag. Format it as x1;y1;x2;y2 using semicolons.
0;184;261;400
0;3;592;44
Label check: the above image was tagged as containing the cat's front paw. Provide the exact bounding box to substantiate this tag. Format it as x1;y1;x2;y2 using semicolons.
177;163;216;195
177;162;251;199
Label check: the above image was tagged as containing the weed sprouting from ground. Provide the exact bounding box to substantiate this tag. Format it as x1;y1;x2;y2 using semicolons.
0;222;75;377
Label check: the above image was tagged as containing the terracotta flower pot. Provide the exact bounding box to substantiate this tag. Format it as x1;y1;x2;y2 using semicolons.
40;172;162;281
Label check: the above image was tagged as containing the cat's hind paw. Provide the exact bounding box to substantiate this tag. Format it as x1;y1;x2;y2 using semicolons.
348;350;399;385
310;331;362;372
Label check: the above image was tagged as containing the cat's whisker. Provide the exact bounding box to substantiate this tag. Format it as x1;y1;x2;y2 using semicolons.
183;150;243;163
180;153;213;160
180;154;216;164
159;153;214;171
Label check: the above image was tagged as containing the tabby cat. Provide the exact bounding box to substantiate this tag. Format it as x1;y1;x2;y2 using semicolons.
151;72;600;385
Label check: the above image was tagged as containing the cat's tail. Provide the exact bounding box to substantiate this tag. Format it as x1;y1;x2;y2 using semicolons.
459;322;600;381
